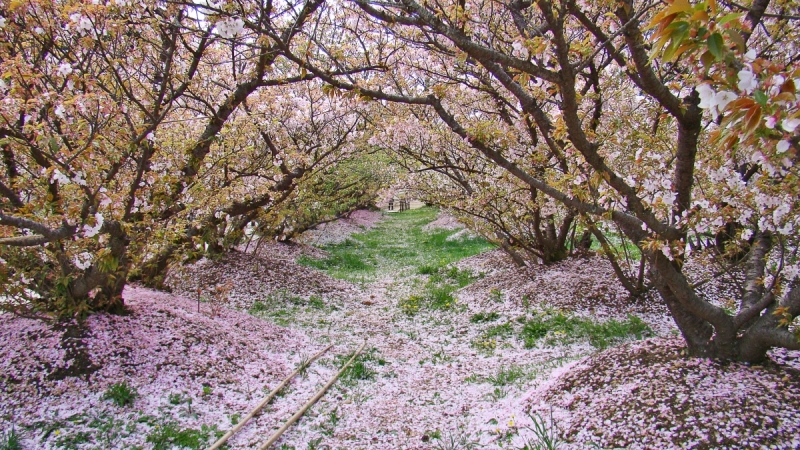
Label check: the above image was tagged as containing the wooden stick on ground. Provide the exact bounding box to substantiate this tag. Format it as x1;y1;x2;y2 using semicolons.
207;344;333;450
258;341;368;450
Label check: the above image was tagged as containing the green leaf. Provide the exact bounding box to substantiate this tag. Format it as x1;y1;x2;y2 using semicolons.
718;12;744;26
707;33;724;60
754;90;768;106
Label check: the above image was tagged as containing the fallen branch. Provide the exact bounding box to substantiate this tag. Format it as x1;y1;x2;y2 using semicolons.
259;341;368;450
207;344;333;450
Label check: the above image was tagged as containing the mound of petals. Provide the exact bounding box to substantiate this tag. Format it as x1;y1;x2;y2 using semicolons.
166;247;359;310
421;211;465;231
296;209;384;246
0;286;313;448
457;254;672;334
527;337;800;449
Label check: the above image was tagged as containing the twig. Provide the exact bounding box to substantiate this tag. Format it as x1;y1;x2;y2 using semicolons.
207;344;333;450
258;341;367;450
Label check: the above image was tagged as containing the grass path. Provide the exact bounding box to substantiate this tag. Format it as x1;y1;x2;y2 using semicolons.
254;208;602;449
297;207;493;283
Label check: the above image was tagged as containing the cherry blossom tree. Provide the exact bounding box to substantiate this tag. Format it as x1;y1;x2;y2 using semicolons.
322;0;800;361
0;0;383;315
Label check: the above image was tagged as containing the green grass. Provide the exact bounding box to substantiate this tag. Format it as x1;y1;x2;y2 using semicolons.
0;428;21;450
146;422;222;450
297;207;494;283
483;322;514;339
247;289;330;326
470;312;500;323
521;311;651;349
400;265;478;315
485;365;526;386
102;382;138;407
335;350;385;386
587;229;642;260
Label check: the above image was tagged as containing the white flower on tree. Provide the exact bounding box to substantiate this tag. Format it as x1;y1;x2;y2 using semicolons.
83;213;104;238
737;68;758;94
696;84;736;119
781;118;800;133
72;252;94;270
215;17;245;39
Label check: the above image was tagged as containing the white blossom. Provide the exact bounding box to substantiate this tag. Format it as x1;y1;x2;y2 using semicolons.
737;69;758;94
765;116;777;129
740;228;753;240
661;191;677;206
72;172;87;186
773;203;790;222
744;49;757;61
82;213;104;238
714;91;737;111
0;16;7;29
512;41;529;59
51;169;71;185
57;63;73;77
696;85;735;118
781;118;800;133
697;84;716;109
54;104;67;120
73;252;94;270
777;221;793;235
777;140;790;154
69;13;93;33
215;17;245;38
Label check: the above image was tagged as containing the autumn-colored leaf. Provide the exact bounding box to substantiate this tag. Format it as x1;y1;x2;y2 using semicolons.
701;50;716;69
781;78;796;94
726;29;745;52
743;104;762;135
664;0;693;17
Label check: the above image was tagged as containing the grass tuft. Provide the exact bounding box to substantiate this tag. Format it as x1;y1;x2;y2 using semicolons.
470;311;500;323
102;382;138;407
521;311;651;349
0;428;21;450
146;422;222;450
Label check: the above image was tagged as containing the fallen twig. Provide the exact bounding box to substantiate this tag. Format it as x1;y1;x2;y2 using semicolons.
207;344;333;450
258;341;368;450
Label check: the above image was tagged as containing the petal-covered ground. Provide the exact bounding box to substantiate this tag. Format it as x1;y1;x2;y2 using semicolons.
2;209;799;449
527;338;800;449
